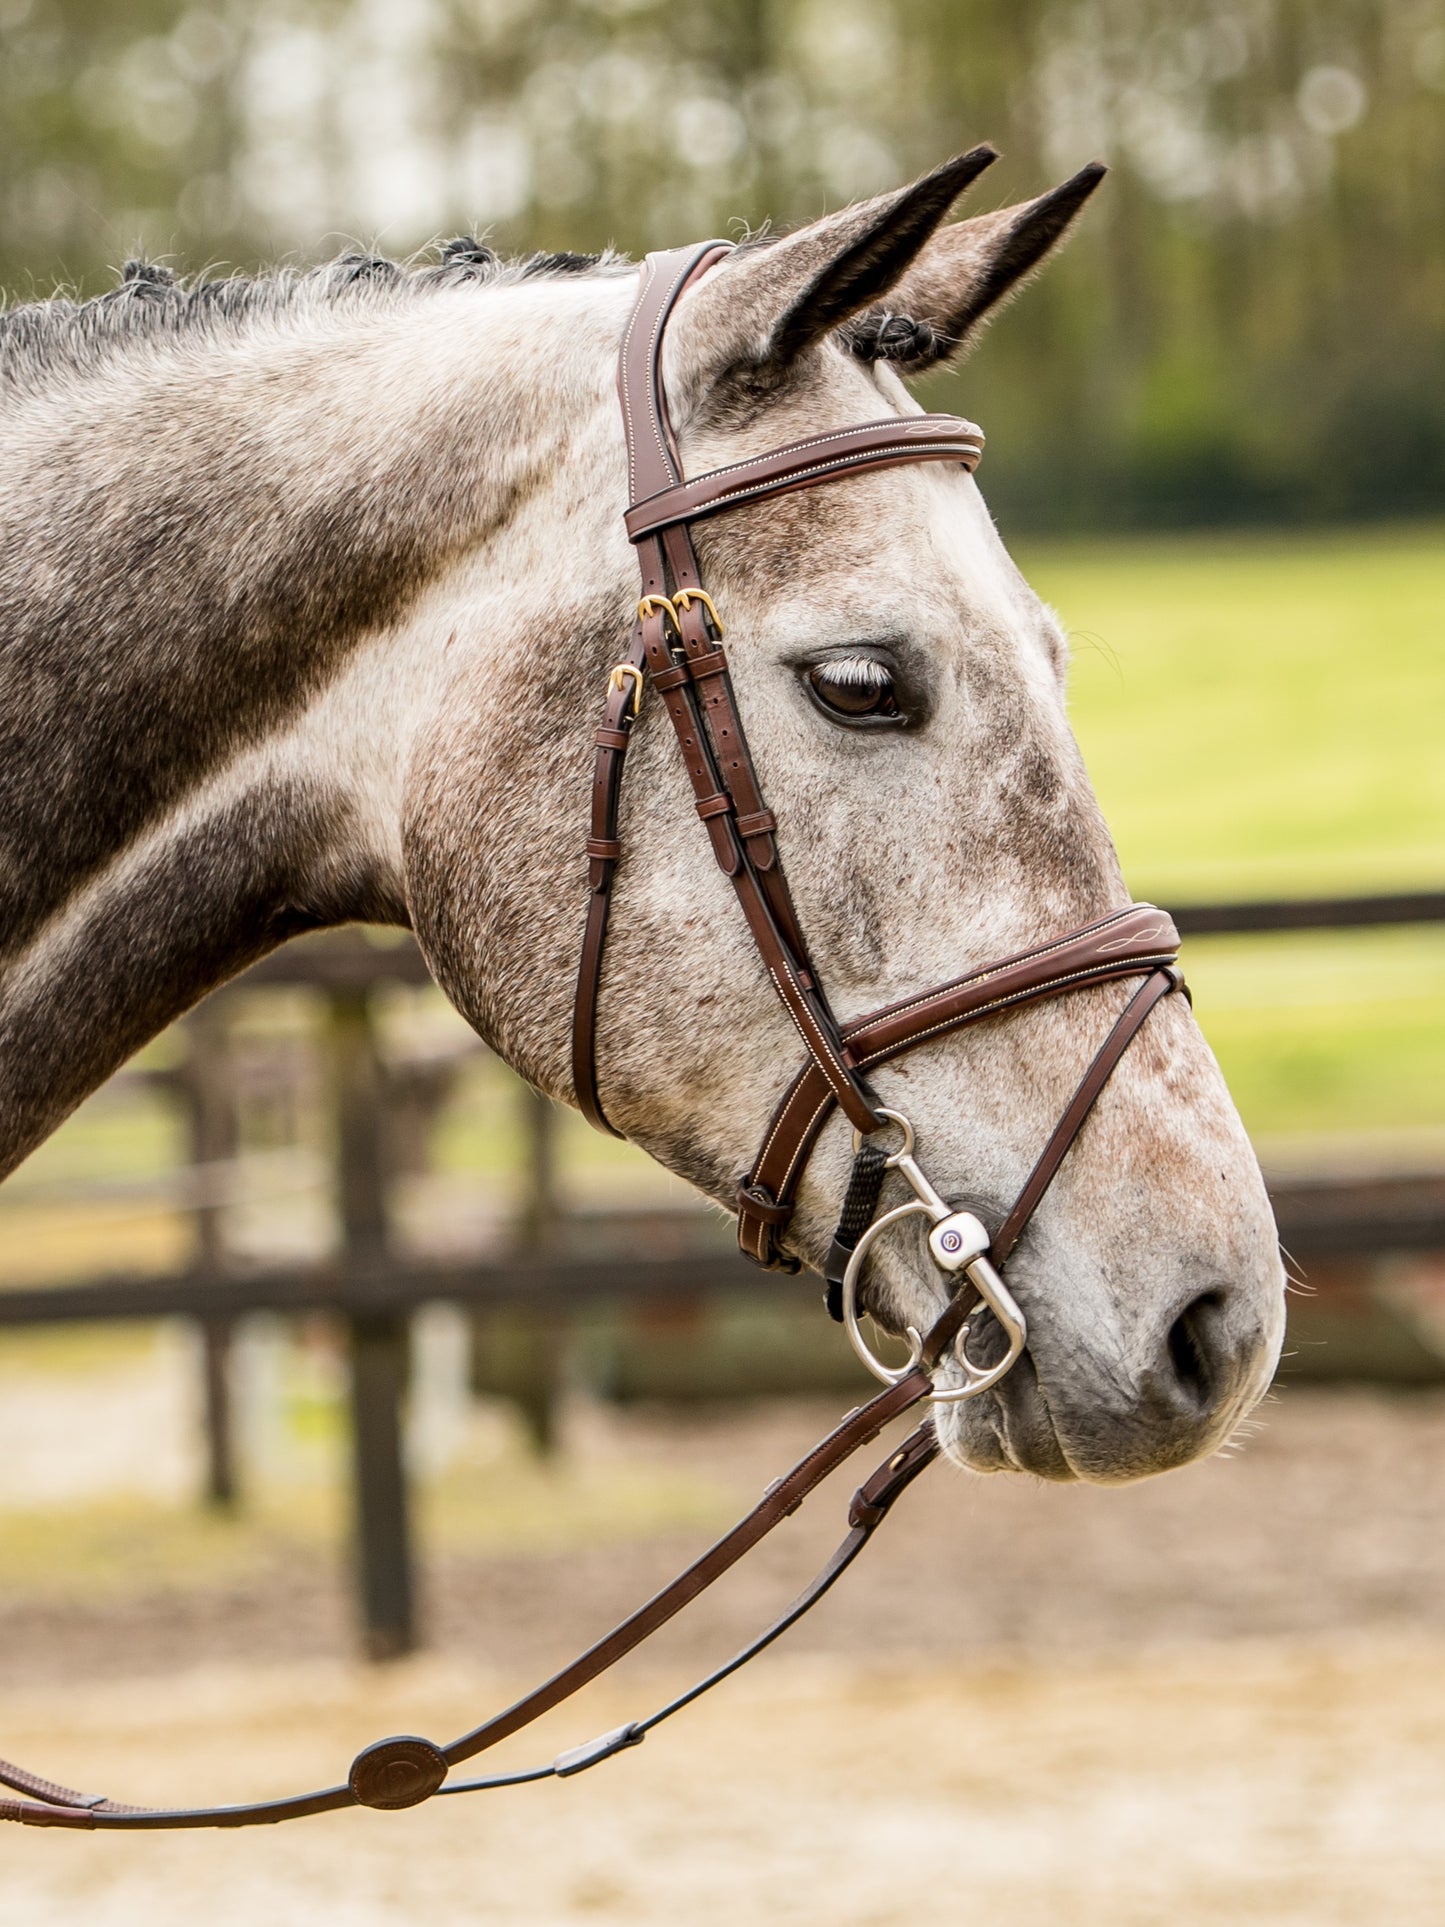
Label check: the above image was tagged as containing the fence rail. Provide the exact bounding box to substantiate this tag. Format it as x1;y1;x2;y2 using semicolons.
1168;889;1445;934
3;1169;1441;1332
0;1249;758;1326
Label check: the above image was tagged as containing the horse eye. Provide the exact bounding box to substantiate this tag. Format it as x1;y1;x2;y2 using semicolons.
806;658;902;725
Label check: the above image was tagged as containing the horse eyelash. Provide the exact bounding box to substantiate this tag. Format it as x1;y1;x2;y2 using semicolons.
816;657;892;690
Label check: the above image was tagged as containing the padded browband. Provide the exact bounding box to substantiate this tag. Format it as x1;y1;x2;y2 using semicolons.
737;904;1181;1268
623;415;984;541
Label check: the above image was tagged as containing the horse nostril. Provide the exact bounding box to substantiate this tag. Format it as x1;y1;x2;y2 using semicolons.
1166;1290;1226;1408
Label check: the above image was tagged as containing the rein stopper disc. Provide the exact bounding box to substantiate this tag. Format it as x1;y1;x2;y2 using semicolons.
349;1735;448;1810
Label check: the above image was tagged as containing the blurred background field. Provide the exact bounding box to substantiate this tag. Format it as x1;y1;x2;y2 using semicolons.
1039;522;1445;1143
4;0;1444;534
2;3;1444;1921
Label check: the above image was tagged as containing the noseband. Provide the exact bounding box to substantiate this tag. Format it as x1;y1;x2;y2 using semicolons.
1;244;1184;1834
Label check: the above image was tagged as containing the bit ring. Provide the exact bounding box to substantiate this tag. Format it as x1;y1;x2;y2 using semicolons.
840;1107;1027;1404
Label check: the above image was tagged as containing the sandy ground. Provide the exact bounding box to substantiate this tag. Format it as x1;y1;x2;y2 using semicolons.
5;1640;1445;1926
5;1386;1445;1922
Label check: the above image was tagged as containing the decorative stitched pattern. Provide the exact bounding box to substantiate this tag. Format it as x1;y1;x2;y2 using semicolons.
751;949;1179;1206
627;436;984;536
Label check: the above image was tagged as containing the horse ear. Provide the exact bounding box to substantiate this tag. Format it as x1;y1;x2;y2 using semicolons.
844;163;1107;373
664;146;999;403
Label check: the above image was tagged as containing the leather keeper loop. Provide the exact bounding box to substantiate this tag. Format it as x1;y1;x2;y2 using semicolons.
695;792;732;821
586;837;621;862
594;727;631;751
651;662;691;693
735;810;777;839
848;1492;886;1531
687;648;729;681
736;1182;792;1227
704;816;742;876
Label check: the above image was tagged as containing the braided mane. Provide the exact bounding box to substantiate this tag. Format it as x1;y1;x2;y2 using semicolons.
0;242;618;399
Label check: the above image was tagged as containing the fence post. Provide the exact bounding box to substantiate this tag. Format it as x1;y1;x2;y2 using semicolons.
515;1084;565;1454
329;985;417;1661
184;1001;239;1510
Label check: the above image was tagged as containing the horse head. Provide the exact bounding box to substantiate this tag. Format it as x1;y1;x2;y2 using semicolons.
403;151;1285;1483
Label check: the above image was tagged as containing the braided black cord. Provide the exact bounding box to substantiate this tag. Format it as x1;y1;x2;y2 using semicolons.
822;1139;889;1322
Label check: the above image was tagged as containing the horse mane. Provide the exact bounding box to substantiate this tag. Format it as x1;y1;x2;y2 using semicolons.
0;241;624;398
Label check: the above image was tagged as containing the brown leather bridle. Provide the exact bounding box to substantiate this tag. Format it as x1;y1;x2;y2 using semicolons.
0;244;1184;1833
575;242;1183;1347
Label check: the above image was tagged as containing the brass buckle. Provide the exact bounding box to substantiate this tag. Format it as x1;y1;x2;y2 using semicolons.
636;594;680;631
672;587;724;636
608;663;644;717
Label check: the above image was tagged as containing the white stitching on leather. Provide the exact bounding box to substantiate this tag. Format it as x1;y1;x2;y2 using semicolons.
676;415;981;487
838;911;1151;1035
747;946;1178;1207
846;944;1175;1041
853;966;1153;1065
629;435;984;535
619;262;651;504
624;245;730;505
765;963;859;1108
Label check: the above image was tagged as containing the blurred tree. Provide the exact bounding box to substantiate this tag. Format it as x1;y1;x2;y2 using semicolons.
0;0;248;285
1;0;1441;530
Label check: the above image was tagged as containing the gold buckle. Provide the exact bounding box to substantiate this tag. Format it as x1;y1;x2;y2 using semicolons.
636;594;680;631
673;588;724;636
608;663;644;717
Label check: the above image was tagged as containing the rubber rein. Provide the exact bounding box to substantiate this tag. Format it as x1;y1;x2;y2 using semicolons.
0;244;1184;1831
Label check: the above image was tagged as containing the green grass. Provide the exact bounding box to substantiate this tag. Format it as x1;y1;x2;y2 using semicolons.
1026;522;1445;900
1021;523;1445;1143
1182;927;1445;1142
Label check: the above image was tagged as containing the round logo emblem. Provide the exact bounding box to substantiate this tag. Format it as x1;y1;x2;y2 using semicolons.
940;1229;962;1253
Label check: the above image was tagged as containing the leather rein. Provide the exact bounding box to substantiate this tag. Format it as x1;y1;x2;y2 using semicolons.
1;243;1183;1832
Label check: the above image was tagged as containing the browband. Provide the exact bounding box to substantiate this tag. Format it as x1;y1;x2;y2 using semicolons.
623;415;984;541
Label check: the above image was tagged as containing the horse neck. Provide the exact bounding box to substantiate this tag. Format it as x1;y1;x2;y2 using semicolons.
0;276;625;1177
